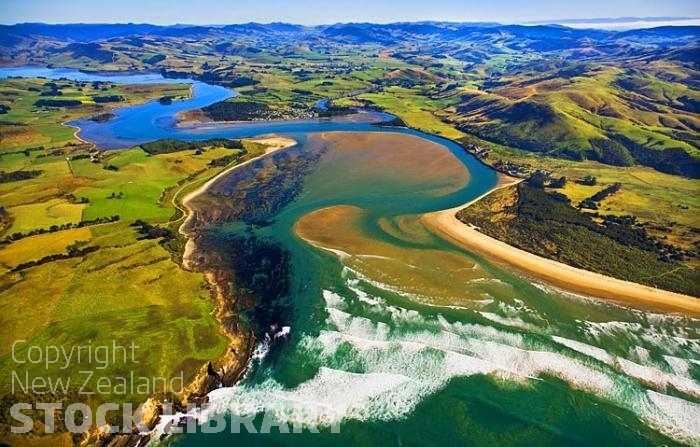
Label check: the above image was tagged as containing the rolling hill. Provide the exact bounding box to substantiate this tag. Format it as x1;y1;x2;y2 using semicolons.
450;62;700;177
1;21;698;178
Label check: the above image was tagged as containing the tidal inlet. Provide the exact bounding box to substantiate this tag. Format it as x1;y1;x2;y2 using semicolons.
172;131;700;446
1;5;700;447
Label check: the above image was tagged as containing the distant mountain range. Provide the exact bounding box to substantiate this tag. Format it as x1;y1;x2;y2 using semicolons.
526;16;700;28
1;21;698;47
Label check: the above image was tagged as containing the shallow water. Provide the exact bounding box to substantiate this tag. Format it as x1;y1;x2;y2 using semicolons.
3;67;699;446
179;131;700;446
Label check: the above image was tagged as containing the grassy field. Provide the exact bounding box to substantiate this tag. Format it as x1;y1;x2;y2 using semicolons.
340;85;466;139
7;198;86;233
0;81;274;417
486;145;700;253
0;227;92;268
0;144;242;406
0;77;190;151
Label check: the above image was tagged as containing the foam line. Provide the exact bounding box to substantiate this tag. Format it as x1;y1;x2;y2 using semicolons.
161;285;700;445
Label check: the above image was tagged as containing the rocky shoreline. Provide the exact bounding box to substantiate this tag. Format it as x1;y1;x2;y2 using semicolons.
176;136;299;395
93;136;298;446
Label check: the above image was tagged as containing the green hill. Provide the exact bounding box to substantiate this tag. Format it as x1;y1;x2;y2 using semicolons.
451;64;700;177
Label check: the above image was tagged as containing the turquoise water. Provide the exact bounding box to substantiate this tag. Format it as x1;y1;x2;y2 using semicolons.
174;131;700;447
3;68;699;446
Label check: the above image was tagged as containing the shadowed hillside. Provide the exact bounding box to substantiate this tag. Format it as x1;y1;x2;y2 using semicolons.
450;63;700;177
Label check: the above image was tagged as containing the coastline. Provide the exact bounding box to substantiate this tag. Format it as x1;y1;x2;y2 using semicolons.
63;120;96;150
421;175;700;316
178;135;298;268
175;134;297;396
87;135;298;445
60;82;197;151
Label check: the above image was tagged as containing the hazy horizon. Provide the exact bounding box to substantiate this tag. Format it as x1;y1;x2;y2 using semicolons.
2;17;700;31
1;0;698;28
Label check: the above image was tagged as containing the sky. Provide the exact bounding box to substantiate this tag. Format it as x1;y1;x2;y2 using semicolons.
0;0;698;26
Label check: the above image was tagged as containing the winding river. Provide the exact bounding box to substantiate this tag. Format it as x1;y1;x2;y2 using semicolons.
3;68;700;446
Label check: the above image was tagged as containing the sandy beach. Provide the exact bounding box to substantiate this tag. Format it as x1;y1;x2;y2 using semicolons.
178;135;298;269
421;175;700;316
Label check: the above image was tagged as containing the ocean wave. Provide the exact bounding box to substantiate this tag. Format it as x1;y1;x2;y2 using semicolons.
645;390;700;444
159;285;700;445
553;335;700;398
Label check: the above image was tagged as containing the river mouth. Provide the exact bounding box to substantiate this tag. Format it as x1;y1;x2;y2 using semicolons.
292;132;515;308
3;67;699;446
174;130;700;446
296;204;508;307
